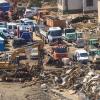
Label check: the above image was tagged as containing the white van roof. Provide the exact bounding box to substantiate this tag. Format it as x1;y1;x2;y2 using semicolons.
20;18;29;21
75;49;87;53
7;22;17;26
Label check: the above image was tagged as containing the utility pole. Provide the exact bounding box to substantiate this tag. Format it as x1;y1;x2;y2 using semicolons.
83;0;85;15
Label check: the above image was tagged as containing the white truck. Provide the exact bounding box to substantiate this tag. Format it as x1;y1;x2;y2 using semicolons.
73;49;89;64
39;27;62;44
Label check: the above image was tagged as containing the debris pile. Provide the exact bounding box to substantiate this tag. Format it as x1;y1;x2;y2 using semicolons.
82;70;100;99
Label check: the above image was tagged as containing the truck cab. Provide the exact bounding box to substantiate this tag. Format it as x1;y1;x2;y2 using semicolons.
88;38;99;48
52;44;68;60
39;27;62;44
73;49;89;64
89;49;100;64
20;18;36;32
63;28;76;42
48;27;62;43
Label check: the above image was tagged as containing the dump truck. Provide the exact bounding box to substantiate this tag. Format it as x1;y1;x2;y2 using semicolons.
62;28;83;42
44;42;68;67
39;26;62;44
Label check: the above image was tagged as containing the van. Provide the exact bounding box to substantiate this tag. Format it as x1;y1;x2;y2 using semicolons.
73;49;89;64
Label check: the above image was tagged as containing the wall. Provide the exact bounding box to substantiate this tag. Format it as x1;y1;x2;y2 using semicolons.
57;0;98;13
98;0;100;23
68;0;82;10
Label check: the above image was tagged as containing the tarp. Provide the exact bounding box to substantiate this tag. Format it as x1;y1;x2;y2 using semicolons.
0;0;10;12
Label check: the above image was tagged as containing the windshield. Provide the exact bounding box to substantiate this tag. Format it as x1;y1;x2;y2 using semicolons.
3;30;8;33
80;53;88;57
8;25;12;29
26;22;33;25
65;29;75;33
14;25;17;29
54;47;67;53
48;30;62;36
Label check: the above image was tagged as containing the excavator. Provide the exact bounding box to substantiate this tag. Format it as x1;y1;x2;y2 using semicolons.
0;41;44;70
0;41;44;81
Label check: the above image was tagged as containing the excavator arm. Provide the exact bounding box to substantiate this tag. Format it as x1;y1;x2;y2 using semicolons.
0;41;44;70
11;42;43;61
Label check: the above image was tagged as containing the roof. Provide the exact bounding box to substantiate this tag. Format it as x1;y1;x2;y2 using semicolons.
49;27;61;31
0;27;7;30
0;36;4;41
7;22;17;26
20;18;29;21
75;49;88;53
0;0;8;4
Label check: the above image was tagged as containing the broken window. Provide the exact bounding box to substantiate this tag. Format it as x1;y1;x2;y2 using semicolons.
86;0;93;7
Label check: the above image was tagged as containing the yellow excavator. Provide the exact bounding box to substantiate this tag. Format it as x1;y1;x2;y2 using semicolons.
0;41;44;70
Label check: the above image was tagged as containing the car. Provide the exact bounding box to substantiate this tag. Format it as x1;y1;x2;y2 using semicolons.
0;27;10;38
30;48;38;59
24;9;33;18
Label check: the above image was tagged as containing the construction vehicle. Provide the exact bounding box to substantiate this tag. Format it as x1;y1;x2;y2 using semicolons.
39;26;62;44
62;28;84;43
44;42;68;67
87;38;99;49
0;41;44;70
89;49;100;65
87;38;100;65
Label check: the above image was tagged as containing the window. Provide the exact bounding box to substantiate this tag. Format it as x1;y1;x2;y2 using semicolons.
86;0;93;7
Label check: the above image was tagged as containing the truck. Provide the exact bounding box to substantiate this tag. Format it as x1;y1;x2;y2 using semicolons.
62;28;83;43
0;41;44;81
88;48;100;65
20;31;33;43
87;38;100;66
44;43;68;67
39;27;62;44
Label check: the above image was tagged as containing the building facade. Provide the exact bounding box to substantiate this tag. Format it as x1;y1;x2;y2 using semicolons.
98;0;100;23
58;0;98;13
